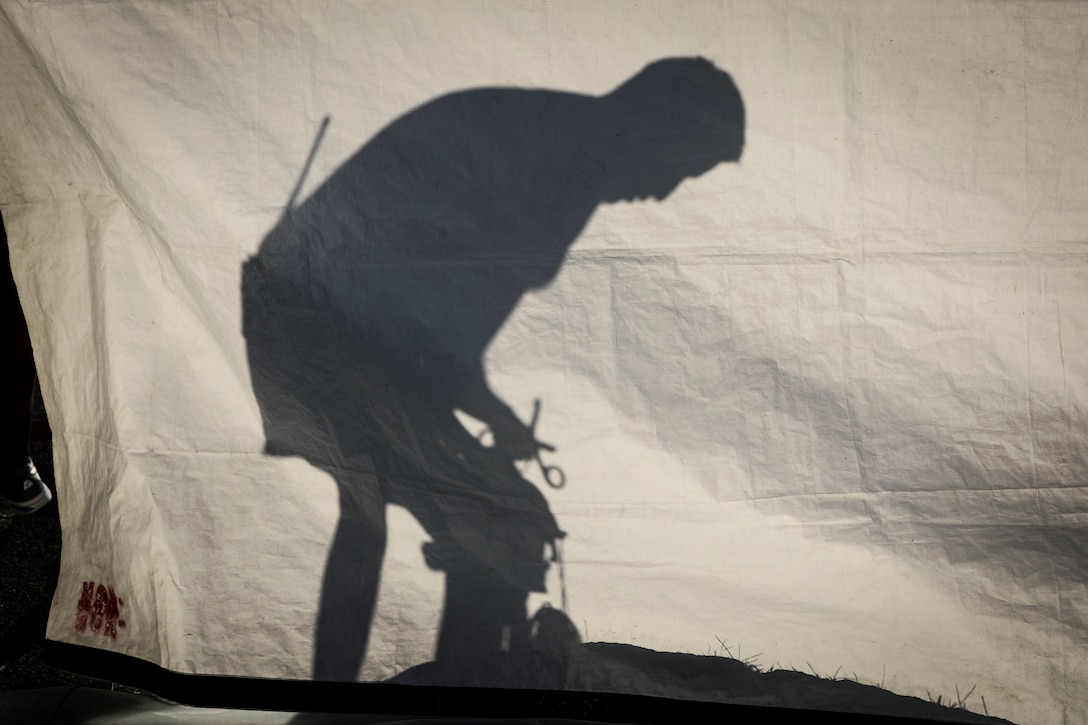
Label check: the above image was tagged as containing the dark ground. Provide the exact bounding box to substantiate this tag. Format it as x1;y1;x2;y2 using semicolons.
0;434;67;691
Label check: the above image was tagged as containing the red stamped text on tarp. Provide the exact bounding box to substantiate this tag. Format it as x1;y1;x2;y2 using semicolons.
75;581;126;638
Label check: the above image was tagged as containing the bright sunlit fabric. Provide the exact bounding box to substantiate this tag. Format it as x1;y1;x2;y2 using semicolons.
0;2;1085;723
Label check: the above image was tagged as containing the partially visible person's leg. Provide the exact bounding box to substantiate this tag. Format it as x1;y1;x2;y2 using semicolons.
1;210;52;514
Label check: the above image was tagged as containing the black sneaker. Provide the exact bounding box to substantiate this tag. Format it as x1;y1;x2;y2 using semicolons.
1;458;53;514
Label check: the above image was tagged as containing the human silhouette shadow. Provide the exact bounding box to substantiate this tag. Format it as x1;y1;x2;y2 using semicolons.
242;58;745;685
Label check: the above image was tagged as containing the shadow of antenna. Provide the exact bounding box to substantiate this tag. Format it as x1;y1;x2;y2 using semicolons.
285;116;331;214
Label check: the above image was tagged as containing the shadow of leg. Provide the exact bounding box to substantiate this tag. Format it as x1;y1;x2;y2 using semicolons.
436;564;528;667
312;480;386;682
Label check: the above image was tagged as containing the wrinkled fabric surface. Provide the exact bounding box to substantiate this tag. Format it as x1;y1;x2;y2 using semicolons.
0;2;1085;724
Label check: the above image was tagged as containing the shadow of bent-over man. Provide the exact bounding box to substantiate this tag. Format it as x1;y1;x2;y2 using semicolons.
242;57;745;684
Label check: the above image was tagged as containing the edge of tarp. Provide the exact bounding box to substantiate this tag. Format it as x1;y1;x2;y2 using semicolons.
42;640;1003;725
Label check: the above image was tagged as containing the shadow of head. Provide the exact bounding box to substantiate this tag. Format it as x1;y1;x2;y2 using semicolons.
594;57;745;204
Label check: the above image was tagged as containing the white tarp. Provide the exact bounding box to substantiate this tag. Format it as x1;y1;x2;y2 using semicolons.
1;2;1085;723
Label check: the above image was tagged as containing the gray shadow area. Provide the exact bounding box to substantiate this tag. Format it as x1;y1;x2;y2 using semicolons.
595;267;1088;643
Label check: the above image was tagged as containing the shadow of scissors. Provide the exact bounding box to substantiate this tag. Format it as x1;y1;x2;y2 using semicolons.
474;399;566;488
527;399;566;489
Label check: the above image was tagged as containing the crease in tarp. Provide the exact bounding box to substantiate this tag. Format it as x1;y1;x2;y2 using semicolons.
1;3;257;409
